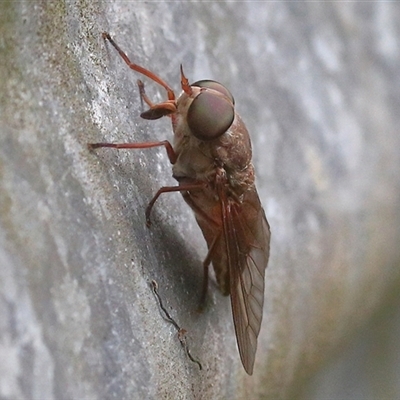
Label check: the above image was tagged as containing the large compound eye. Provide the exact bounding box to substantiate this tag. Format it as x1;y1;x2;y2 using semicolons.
187;91;234;141
192;80;235;104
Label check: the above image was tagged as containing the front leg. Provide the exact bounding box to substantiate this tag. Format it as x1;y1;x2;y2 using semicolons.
88;140;178;164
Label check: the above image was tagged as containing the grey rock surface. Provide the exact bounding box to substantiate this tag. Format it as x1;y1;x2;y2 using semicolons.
1;2;400;399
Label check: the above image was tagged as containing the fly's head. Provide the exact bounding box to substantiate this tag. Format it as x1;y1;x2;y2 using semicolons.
139;65;236;143
176;68;236;142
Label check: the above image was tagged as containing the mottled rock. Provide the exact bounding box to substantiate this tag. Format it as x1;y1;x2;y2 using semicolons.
1;2;400;399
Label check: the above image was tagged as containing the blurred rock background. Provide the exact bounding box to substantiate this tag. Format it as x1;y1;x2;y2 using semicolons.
1;2;399;399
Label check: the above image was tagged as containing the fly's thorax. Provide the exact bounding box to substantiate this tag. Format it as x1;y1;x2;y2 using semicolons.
213;114;255;194
213;114;252;172
229;163;256;195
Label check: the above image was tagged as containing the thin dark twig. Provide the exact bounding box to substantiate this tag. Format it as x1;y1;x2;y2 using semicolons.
151;280;202;370
177;328;203;371
151;280;180;330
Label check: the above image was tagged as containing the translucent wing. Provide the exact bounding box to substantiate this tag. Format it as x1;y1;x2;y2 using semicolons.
183;180;270;374
222;189;270;375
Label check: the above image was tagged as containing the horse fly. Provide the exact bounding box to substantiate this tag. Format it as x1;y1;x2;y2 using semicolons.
89;32;271;375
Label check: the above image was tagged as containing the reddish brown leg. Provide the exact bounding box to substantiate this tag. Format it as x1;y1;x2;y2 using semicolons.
198;233;221;311
198;250;212;312
102;32;175;101
145;182;207;227
88;140;177;164
180;192;222;309
137;79;154;108
136;80;177;120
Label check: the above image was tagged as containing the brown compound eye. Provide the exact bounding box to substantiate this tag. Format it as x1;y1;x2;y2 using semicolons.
187;82;235;141
192;80;235;105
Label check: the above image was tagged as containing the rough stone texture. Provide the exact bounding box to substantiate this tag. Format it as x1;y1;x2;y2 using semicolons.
1;2;400;399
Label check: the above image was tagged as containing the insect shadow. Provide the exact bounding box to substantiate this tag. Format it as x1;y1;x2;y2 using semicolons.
91;144;207;316
144;206;210;317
